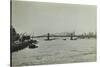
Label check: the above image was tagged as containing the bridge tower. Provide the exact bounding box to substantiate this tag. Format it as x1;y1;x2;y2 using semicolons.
47;33;50;40
70;33;73;40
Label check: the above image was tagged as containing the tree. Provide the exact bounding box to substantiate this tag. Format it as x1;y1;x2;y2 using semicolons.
10;25;20;43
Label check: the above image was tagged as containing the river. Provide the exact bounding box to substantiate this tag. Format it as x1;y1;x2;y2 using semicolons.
12;38;96;66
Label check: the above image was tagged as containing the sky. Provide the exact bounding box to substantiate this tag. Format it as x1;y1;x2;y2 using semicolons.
12;1;97;35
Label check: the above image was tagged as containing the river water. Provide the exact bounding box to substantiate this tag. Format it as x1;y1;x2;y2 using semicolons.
12;38;96;66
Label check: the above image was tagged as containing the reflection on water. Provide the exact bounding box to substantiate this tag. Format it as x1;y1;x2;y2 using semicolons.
12;38;96;66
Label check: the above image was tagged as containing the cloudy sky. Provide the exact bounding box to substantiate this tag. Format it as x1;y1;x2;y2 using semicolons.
12;1;96;35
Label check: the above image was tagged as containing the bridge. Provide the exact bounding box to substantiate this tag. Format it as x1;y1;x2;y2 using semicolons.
31;33;96;40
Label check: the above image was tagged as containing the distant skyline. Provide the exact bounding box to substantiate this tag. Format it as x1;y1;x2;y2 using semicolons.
12;1;96;35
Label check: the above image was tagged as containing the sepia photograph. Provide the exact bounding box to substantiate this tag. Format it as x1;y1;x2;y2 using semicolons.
11;0;97;66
